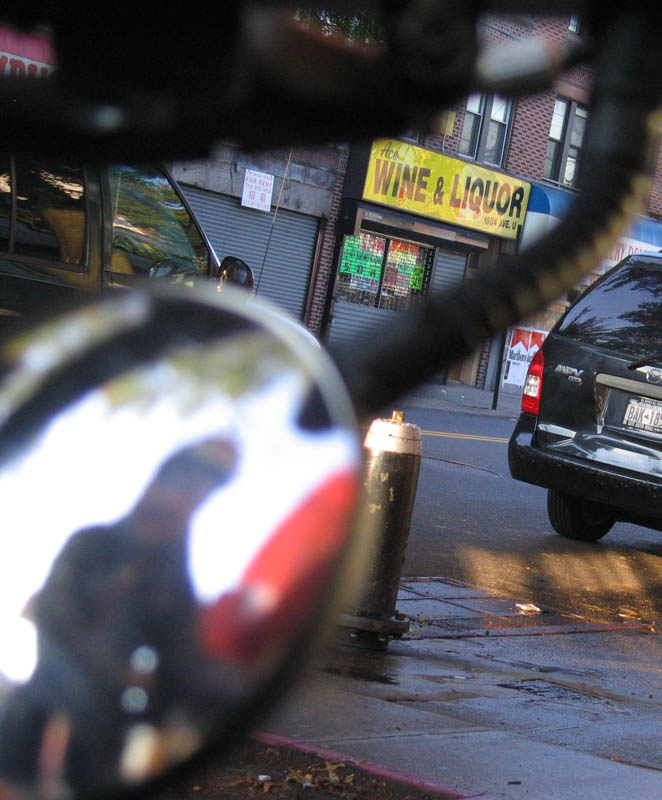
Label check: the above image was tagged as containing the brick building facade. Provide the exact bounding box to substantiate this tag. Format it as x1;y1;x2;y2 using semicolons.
172;143;349;327
174;12;662;391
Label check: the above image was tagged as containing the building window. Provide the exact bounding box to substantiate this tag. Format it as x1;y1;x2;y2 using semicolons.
458;94;483;158
543;98;588;188
458;93;512;166
399;129;422;144
335;232;434;312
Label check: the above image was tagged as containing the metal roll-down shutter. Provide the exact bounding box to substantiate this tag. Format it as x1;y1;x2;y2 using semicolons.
183;186;319;320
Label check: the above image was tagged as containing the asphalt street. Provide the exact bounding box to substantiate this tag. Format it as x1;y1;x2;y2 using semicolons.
399;401;662;626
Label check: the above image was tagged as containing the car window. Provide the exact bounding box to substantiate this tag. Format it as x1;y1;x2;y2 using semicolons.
108;166;209;277
557;258;662;359
0;157;87;266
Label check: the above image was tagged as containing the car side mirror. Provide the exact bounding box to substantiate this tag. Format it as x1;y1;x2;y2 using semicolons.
216;256;254;291
0;285;362;799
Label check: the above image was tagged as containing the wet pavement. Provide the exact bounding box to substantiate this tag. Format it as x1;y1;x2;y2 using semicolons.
259;576;662;799
259;384;661;799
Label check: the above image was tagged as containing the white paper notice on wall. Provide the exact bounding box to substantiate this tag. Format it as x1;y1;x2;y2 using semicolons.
241;169;274;212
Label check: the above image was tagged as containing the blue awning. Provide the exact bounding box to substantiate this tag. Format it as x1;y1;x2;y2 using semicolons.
524;181;662;251
527;182;575;219
630;215;662;248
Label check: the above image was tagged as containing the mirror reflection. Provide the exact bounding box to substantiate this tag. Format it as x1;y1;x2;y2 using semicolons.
0;287;360;798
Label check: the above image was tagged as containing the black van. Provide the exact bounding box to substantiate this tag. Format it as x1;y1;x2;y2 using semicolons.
0;158;222;335
508;252;662;541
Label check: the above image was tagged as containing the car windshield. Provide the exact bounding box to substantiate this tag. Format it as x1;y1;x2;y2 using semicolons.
556;257;662;360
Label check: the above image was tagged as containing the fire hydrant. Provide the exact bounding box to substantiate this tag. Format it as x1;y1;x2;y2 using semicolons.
339;410;421;650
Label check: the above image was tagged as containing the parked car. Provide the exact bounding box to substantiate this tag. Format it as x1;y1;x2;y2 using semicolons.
508;251;662;541
0;158;254;337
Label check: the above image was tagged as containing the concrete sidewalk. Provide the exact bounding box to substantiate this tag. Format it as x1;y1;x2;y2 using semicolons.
257;380;662;799
258;578;662;800
395;381;523;419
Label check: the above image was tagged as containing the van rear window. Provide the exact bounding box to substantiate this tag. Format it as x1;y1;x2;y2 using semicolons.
0;158;87;266
15;162;86;264
557;258;662;360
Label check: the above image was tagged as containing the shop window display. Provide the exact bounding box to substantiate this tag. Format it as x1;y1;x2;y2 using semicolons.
335;232;433;311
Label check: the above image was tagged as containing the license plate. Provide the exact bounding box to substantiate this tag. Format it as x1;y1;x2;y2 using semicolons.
623;396;662;433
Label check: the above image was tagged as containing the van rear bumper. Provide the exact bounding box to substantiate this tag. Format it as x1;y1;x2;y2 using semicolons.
508;413;662;521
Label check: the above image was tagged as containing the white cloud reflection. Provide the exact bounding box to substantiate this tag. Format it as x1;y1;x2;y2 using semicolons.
0;354;358;684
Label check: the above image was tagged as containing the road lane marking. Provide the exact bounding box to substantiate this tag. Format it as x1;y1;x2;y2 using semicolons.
421;430;509;443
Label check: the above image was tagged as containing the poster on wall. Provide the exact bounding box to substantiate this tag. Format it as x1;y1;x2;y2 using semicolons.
241;169;274;212
502;327;547;387
386;240;424;292
339;234;385;289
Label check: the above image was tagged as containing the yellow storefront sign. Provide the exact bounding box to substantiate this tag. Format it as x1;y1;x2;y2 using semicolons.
363;139;531;240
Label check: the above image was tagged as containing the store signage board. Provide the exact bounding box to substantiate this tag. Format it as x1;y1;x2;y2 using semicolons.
241;169;274;212
0;24;56;76
363;140;531;240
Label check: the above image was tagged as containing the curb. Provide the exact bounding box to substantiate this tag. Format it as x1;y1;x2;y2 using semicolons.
253;731;499;800
399;397;520;419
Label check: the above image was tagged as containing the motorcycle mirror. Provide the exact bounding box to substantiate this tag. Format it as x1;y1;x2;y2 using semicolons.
0;285;363;799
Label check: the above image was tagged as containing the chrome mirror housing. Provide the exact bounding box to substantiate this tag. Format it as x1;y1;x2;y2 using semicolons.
0;285;362;799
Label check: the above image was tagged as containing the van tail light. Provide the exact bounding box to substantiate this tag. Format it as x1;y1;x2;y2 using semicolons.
521;349;545;416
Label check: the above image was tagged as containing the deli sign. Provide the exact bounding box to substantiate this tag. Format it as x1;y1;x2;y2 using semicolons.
363;140;531;240
0;25;55;77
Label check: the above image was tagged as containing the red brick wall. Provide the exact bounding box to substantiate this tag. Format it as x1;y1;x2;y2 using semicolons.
305;151;349;336
505;93;556;180
423;15;594;186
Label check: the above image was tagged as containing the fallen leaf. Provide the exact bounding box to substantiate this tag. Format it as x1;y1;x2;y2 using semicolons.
515;603;541;615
